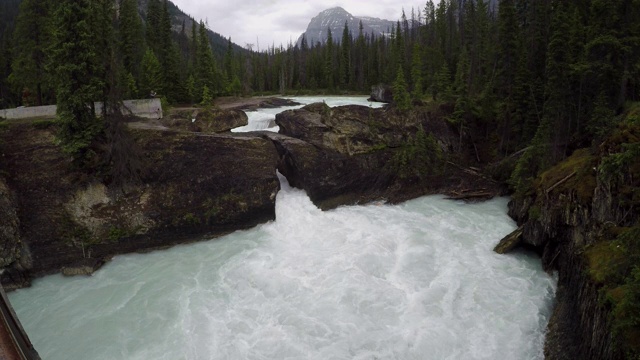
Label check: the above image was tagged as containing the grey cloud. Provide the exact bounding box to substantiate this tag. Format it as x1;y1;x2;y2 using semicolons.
171;0;426;47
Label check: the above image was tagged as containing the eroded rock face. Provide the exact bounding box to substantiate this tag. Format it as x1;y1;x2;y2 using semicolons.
0;178;20;268
503;152;631;360
263;132;395;210
369;84;393;103
0;123;279;287
269;102;483;209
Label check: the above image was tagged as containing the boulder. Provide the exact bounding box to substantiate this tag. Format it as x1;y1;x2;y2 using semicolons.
276;103;421;156
163;107;248;133
263;133;394;210
369;84;393;103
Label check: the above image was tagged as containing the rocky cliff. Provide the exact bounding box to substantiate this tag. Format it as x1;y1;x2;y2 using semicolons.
495;121;640;359
269;102;500;209
0;120;280;289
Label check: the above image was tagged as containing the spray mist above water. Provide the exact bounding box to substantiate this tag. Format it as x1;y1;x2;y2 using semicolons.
9;174;556;360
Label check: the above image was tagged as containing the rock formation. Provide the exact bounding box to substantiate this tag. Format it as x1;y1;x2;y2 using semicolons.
369;84;393;103
0;122;279;288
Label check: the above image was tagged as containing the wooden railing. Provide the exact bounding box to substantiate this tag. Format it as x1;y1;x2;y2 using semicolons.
0;286;40;360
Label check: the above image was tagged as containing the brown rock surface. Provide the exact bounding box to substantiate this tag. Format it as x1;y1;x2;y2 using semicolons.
0;122;280;288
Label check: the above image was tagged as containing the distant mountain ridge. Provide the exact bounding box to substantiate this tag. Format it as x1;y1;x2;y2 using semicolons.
296;7;395;47
297;2;500;48
137;0;245;56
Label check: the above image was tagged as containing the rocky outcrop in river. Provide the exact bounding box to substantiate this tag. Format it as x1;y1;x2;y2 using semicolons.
269;102;495;209
0;101;501;288
0;122;279;288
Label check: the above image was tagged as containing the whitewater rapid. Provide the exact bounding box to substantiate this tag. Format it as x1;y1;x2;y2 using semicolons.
9;174;556;360
231;96;386;132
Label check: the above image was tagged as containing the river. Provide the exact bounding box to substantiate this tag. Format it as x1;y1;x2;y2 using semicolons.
231;96;386;132
8;97;557;359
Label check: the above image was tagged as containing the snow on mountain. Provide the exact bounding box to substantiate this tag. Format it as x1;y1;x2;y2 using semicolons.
296;7;395;47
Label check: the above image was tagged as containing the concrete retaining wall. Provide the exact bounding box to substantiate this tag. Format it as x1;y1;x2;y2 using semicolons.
0;98;163;120
0;105;57;119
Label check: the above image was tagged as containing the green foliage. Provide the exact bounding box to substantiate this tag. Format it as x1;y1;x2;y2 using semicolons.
108;226;129;242
186;74;196;104
509;119;553;196
60;213;94;251
586;226;640;355
392;128;443;179
392;65;411;111
181;213;200;226
598;120;640;188
195;20;218;100
200;85;213;106
118;0;144;85
122;72;138;98
520;147;595;203
49;0;104;163
32;119;55;129
528;205;541;221
139;48;162;97
600;143;640;184
433;63;451;101
8;0;53;106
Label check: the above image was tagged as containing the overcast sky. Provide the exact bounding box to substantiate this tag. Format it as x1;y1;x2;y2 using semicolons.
170;0;426;50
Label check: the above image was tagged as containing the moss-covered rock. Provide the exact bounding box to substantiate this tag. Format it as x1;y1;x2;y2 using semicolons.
502;110;640;360
276;102;456;156
269;103;499;210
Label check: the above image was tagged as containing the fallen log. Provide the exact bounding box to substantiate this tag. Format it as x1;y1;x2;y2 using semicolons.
493;226;524;254
545;171;577;195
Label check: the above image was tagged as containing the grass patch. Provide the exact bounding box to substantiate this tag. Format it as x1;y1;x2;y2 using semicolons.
32;119;55;129
585;240;627;284
585;225;640;356
536;148;598;204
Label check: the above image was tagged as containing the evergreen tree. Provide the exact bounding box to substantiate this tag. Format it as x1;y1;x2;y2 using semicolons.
157;0;181;101
324;28;335;90
9;0;52;106
200;85;212;106
223;37;235;92
542;0;572;161
190;19;198;71
145;0;162;54
433;63;451;101
393;65;411;111
118;0;144;84
196;20;216;101
0;29;16;108
339;21;351;88
49;0;103;162
410;44;424;99
495;0;520;153
139;48;162;98
90;0;117;109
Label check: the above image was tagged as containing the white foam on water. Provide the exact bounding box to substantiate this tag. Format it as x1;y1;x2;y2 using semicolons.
9;175;556;360
231;96;385;133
